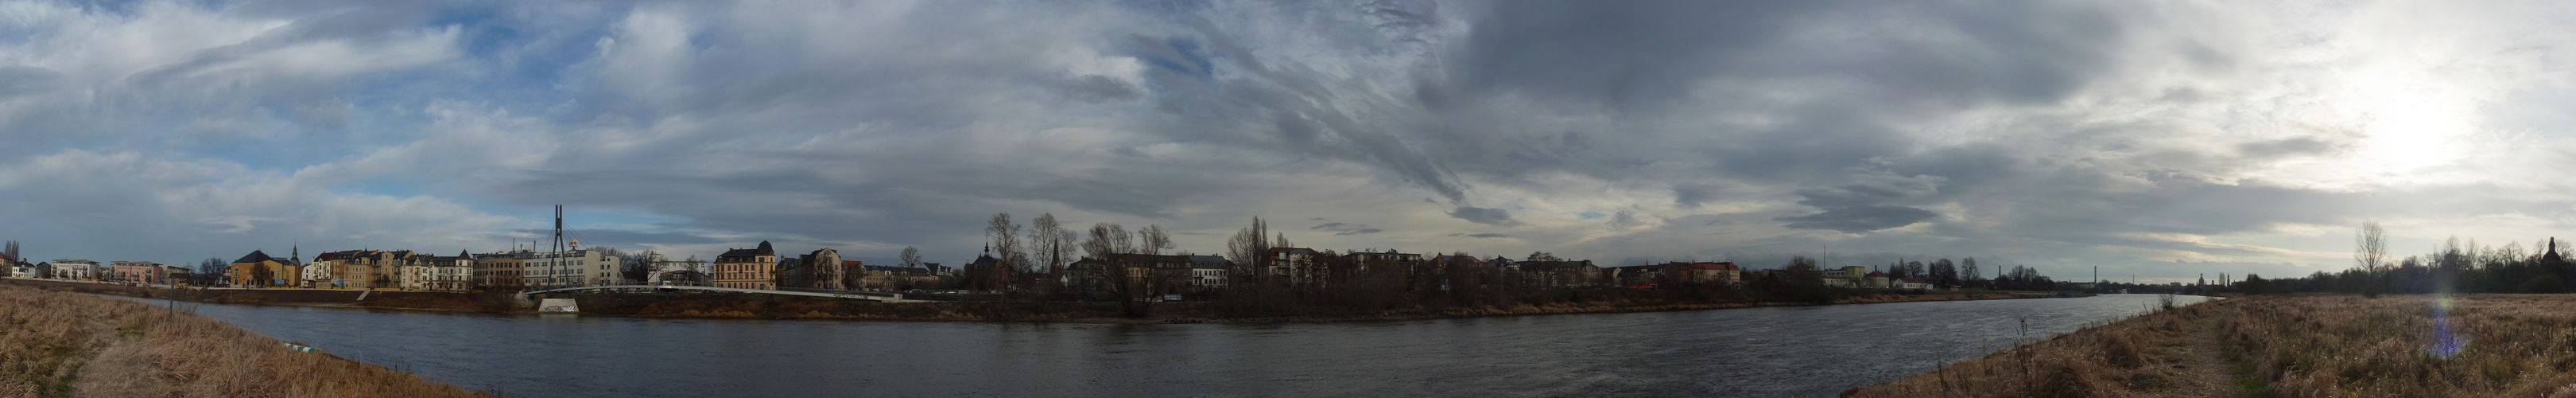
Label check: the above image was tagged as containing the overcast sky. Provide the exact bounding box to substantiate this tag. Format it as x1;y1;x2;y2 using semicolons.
5;0;2574;283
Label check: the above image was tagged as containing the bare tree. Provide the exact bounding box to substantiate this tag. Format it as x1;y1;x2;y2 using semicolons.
1108;224;1134;255
1961;257;1981;284
2355;220;2387;271
197;257;226;278
900;246;922;269
1030;213;1073;277
1227;217;1270;283
1139;224;1173;256
986;213;1027;291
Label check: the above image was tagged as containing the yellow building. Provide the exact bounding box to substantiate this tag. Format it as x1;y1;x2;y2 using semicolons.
226;250;301;287
712;241;778;290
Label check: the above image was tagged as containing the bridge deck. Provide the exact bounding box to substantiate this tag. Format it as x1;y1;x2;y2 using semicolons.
519;285;918;302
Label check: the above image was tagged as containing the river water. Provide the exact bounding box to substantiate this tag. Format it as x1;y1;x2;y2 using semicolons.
134;294;2210;397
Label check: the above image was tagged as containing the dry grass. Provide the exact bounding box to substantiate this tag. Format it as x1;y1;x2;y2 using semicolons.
2225;295;2576;397
1852;295;2576;398
1849;298;2228;398
0;284;484;398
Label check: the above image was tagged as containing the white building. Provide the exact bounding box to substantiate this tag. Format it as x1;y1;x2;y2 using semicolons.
522;248;622;289
1187;255;1230;290
48;259;97;280
397;252;475;291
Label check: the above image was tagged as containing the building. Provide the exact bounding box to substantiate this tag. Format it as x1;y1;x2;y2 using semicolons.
472;251;530;290
1263;247;1319;286
1185;255;1231;291
1864;271;1891;288
304;251;355;288
1661;262;1741;286
1608;264;1662;287
1;250;25;278
1064;254;1196;295
308;250;416;289
855;263;937;291
522;248;621;289
654;269;711;287
1344;251;1424;276
1896;278;1933;290
165;267;198;286
1516;259;1603;289
645;255;710;286
712;241;778;290
789;248;846;290
48;259;97;280
402;251;473;291
227;250;301;287
106;261;169;284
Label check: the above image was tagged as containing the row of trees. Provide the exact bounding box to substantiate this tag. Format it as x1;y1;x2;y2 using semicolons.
938;213;2076;317
2260;221;2576;295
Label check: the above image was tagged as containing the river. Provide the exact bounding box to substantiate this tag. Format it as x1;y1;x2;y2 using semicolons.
132;294;2212;397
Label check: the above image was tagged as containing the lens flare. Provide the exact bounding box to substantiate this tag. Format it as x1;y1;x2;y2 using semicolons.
2428;294;2467;357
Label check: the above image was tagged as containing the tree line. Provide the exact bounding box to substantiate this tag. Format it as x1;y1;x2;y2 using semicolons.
2252;221;2576;296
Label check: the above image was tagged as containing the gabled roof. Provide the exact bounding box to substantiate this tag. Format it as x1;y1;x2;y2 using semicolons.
1685;262;1739;271
232;250;277;265
719;240;777;259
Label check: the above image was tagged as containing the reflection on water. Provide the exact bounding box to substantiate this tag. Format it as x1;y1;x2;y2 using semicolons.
131;294;2211;397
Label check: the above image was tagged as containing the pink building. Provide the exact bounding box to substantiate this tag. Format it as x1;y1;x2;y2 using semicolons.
107;261;168;284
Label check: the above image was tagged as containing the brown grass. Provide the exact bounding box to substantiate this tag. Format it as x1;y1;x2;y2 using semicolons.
1852;295;2576;398
2224;295;2576;397
0;283;484;398
1848;298;2227;398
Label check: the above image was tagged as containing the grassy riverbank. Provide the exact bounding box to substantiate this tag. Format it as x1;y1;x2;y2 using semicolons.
1849;294;2576;397
0;279;510;314
631;290;2041;323
0;283;483;398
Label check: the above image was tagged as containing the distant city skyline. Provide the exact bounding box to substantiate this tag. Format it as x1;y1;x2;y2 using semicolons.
2;1;2570;283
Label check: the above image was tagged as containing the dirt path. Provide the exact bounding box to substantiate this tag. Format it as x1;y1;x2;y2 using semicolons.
2159;303;2247;397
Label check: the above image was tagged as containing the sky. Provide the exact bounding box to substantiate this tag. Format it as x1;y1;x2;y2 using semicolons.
3;0;2575;283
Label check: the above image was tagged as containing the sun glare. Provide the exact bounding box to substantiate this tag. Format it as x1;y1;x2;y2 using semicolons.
2342;61;2474;179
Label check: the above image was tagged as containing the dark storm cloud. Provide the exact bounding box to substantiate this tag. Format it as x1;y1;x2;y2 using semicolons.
1311;220;1383;236
1778;205;1940;233
1775;170;1947;232
1446;206;1522;227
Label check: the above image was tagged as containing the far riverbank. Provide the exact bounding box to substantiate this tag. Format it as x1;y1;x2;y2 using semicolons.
3;277;2054;324
617;289;2050;323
